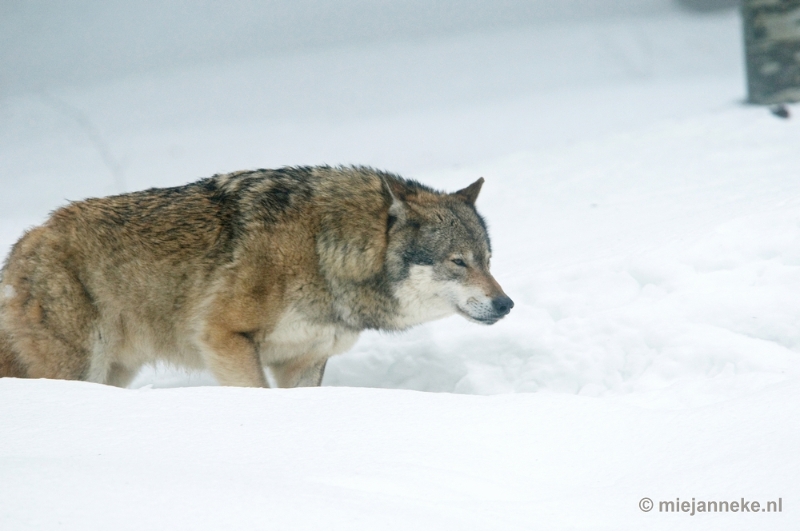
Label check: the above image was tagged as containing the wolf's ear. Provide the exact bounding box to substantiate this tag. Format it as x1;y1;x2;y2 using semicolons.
453;177;484;205
380;177;407;231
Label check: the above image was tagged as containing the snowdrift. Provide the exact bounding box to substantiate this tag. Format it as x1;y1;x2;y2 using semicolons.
1;378;798;530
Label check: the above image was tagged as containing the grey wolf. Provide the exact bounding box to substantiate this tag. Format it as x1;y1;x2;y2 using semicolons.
0;166;513;387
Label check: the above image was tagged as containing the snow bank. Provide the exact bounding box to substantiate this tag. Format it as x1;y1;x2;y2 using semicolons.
1;377;797;530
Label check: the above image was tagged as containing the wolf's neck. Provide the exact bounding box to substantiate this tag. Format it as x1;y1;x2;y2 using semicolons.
388;265;456;330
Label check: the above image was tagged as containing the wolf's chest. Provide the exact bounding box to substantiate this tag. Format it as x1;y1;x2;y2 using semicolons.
258;308;358;363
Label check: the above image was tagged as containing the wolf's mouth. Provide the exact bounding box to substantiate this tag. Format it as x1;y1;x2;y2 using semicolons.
456;307;503;325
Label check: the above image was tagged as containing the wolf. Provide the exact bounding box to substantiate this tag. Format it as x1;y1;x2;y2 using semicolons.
0;166;513;388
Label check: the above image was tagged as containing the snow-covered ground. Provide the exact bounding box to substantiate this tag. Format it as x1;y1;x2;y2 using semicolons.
2;5;798;530
2;378;797;530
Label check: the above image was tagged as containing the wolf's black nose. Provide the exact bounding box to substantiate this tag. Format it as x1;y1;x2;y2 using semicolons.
492;296;514;316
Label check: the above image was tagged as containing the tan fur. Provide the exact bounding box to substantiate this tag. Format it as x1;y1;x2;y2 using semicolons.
0;326;27;378
0;166;512;387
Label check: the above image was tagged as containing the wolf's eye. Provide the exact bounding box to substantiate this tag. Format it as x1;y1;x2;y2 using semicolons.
451;258;467;267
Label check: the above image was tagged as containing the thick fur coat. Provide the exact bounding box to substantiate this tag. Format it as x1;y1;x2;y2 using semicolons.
0;166;512;387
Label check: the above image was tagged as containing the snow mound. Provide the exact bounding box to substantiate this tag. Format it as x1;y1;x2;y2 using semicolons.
1;377;798;530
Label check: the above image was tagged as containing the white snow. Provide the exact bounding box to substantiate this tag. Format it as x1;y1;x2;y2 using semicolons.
1;378;797;530
1;5;798;530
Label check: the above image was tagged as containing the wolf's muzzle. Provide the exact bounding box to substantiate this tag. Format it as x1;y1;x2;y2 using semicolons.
491;296;514;317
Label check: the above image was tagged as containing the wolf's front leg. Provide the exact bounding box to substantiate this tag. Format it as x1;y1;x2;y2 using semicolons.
200;324;268;387
271;356;328;388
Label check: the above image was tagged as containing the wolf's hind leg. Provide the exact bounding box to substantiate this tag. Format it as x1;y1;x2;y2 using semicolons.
0;329;27;378
1;263;96;382
271;357;328;388
7;322;91;381
200;325;268;387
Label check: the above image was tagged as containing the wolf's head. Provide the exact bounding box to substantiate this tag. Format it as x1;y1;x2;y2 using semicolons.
383;176;514;328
